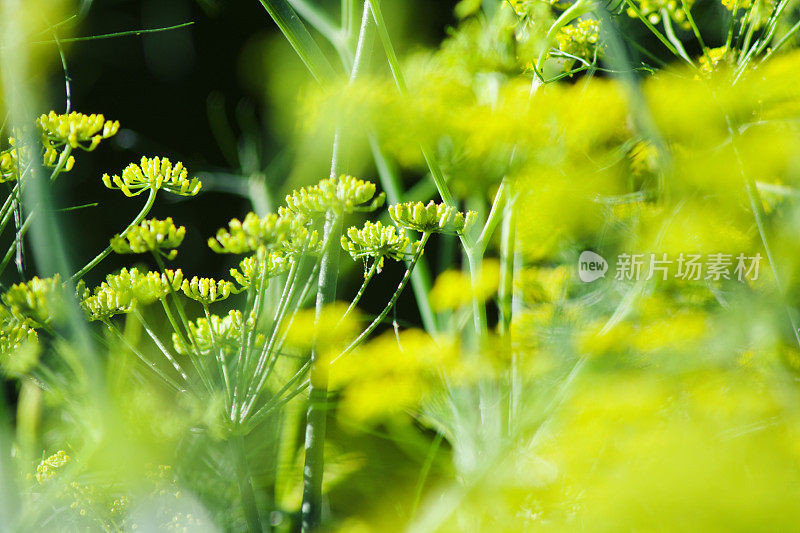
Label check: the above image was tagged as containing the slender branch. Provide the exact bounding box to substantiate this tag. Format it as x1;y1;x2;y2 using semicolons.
334;232;431;363
71;186;157;282
342;259;379;321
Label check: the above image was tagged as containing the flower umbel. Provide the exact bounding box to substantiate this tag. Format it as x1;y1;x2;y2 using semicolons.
2;275;64;328
36;111;119;151
230;252;289;290
181;276;236;305
110;217;186;259
80;268;183;321
389;201;477;234
341;221;419;273
284;175;386;217
102;156;202;197
208;212;296;254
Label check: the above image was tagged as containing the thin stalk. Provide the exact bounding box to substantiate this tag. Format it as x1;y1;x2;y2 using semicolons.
761;19;800;63
233;251;279;418
153;259;215;393
134;309;190;384
533;0;594;79
725;0;741;54
754;0;791;56
476;180;508;254
203;303;232;405
286;0;343;46
257;0;337;84
681;0;711;65
248;260;301;387
71;186;157;282
466;249;488;339
335;232;431;362
410;432;443;519
498;188;516;335
241;257;322;420
245;361;312;430
342;259;379;320
301;212;342;532
232;251;273;420
247;380;311;432
622;0;691;64
103;319;184;392
729;121;800;349
0;147;73;276
0;208;32;277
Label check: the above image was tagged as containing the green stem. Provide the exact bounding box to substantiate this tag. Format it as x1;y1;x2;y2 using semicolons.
680;0;710;65
661;9;694;66
533;0;594;80
410;431;443;519
247;264;299;400
235;436;263;532
0;208;32;277
476;180;508;254
257;0;337;84
466;248;488;339
71;186;157;282
622;0;692;65
725;0;741;53
498;188;516;336
301;212;342;532
729;121;800;349
761;18;800;63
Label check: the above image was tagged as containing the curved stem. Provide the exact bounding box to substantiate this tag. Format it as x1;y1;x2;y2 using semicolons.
71;186;157;282
533;0;594;80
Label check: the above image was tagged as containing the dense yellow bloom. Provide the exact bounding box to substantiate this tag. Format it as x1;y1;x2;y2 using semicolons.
174;310;262;355
626;0;694;29
556;19;602;66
